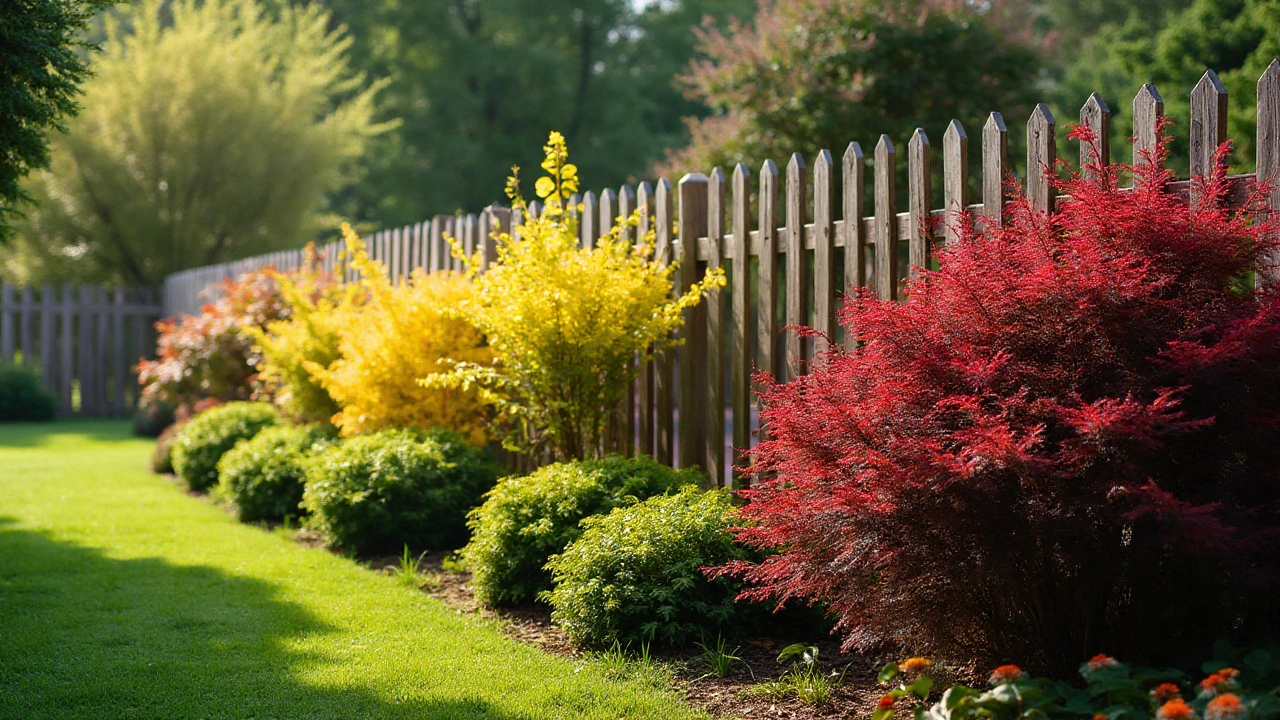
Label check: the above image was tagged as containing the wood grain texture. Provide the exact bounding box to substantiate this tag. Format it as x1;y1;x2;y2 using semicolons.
874;135;898;300
1027;104;1057;214
1258;60;1280;288
813;150;836;348
1080;92;1112;173
983;113;1008;225
635;181;655;457
757;160;781;383
706;167;727;485
943;120;969;246
843;142;867;298
1190;70;1229;204
908;129;932;279
785;153;809;375
730;163;753;485
654;177;675;466
582;190;598;249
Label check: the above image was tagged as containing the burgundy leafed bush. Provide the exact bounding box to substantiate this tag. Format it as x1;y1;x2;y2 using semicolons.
719;131;1280;674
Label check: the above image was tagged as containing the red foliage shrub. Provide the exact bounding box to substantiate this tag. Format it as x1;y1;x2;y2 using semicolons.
138;269;289;412
719;132;1280;674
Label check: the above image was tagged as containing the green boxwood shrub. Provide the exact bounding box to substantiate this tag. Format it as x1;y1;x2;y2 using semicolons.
302;428;497;554
171;402;281;490
463;455;701;607
216;424;335;522
150;420;185;474
545;487;751;649
0;363;56;422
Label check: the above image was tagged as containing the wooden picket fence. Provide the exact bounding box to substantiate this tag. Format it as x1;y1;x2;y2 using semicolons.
160;63;1280;485
0;284;161;417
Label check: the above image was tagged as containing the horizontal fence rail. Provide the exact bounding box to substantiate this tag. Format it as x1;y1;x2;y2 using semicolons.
0;284;161;418
160;62;1280;484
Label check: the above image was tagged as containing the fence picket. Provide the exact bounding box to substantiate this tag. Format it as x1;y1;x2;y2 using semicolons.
785;154;808;375
874;135;898;300
706;167;728;486
678;174;711;481
654;178;675;466
636;181;656;457
908;129;932;279
730;163;753;485
1190;70;1229;205
842;143;867;311
983;113;1008;225
813;150;836;347
1;284;13;361
757;160;781;382
1080;92;1112;172
1027;104;1057;213
582;191;598;249
1258;61;1280;288
943;121;969;247
1133;84;1165;170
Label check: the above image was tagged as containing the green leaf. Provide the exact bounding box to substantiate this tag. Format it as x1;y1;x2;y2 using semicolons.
873;707;894;720
879;662;901;684
906;677;934;699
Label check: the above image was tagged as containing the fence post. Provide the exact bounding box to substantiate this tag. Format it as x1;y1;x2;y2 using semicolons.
730;163;753;486
654;178;676;467
706;168;727;486
908;129;932;280
874;135;898;300
1132;84;1165;171
1027;104;1057;214
784;154;808;374
1258;61;1280;289
1080;93;1112;173
813;150;836;351
943;121;968;247
678;173;710;480
983;113;1008;225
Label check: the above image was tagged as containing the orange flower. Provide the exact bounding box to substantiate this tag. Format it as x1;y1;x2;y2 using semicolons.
877;695;896;711
1152;683;1183;703
1087;654;1120;671
1206;693;1245;720
989;665;1026;684
1157;698;1194;720
1092;714;1109;720
900;657;933;673
1200;668;1241;695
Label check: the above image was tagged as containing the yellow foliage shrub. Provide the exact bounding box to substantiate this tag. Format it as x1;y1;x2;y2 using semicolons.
309;226;492;443
422;132;723;461
250;244;351;424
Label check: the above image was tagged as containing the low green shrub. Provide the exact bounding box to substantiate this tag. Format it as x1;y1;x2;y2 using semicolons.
216;424;335;522
302;429;497;554
150;420;185;474
873;648;1280;720
545;487;751;649
464;455;701;607
171;402;281;491
0;363;56;422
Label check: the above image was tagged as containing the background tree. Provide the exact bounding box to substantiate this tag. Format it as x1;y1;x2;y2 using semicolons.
315;0;755;229
0;0;117;243
1;0;388;287
660;0;1044;191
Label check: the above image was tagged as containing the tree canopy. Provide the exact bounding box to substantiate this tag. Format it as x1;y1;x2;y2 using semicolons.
0;0;116;243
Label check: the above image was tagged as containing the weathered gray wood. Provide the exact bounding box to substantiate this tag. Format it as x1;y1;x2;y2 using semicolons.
582;190;598;249
1080;92;1112;172
478;209;495;271
612;186;635;455
20;286;34;361
76;286;93;414
619;185;636;243
785;153;808;375
112;288;127;414
464;214;478;269
983;113;1008;224
599;188;617;240
60;284;73;415
908;129;932;279
730;163;753;485
843;142;867;299
1258;60;1280;289
678;173;711;479
757;160;781;382
874;135;898;300
1133;84;1165;170
943;120;969;245
654;178;676;466
1027;104;1057;214
1190;69;1229;203
93;286;109;415
1;284;13;361
706;167;727;485
813;150;836;348
528;200;543;220
636;181;655;457
429;216;446;273
392;227;404;284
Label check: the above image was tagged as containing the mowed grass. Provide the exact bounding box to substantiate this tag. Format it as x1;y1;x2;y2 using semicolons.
0;420;706;720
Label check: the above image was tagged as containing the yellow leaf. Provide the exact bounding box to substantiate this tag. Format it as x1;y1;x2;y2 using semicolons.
535;177;556;199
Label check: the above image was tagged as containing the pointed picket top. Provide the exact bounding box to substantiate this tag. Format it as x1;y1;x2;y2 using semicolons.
907;128;932;277
600;187;617;227
813;148;836;342
708;166;727;259
843;141;866;292
654;177;674;261
582;190;598;249
1190;69;1229;182
1257;60;1280;289
943;120;969;245
983;112;1008;224
875;134;895;160
759;158;780;199
873;134;898;300
1132;83;1165;169
1026;103;1057;213
786;152;806;188
1079;92;1112;172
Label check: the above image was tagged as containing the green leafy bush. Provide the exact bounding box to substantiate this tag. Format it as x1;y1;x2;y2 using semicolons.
464;455;701;607
302;429;497;554
0;363;56;422
872;649;1280;720
171;402;281;491
545;487;750;649
216;424;335;522
150;420;184;474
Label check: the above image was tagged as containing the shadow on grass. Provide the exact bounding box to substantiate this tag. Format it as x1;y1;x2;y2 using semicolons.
0;517;529;720
0;418;134;448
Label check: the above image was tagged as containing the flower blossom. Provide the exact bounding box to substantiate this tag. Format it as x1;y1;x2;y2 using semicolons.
1157;698;1195;720
1200;669;1241;696
1087;654;1120;672
900;657;933;673
1152;683;1183;704
989;665;1026;684
1205;693;1246;720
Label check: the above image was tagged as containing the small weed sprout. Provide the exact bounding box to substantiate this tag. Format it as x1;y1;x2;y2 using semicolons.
590;640;672;688
394;545;426;589
747;643;842;707
696;634;750;680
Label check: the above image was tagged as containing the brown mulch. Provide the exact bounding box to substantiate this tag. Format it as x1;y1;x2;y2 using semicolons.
360;551;889;720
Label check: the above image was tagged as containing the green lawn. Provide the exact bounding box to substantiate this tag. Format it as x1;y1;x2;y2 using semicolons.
0;420;706;720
